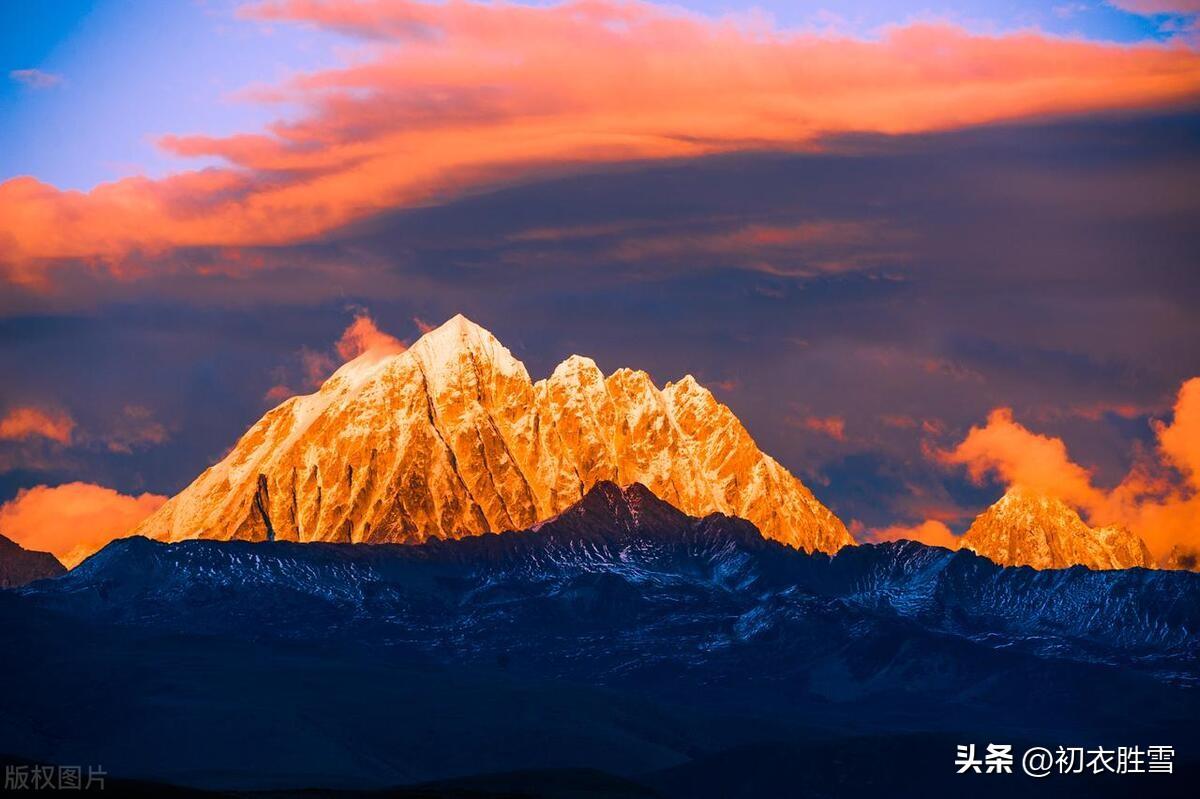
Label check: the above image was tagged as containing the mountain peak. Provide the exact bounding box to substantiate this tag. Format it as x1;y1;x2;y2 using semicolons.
988;484;1080;525
408;314;528;389
410;313;503;360
528;480;768;552
960;486;1151;570
548;353;602;382
564;480;688;529
0;532;67;588
666;374;703;392
133;316;852;556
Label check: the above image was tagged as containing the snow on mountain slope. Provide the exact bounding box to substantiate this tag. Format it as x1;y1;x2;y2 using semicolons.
133;315;852;554
959;486;1152;570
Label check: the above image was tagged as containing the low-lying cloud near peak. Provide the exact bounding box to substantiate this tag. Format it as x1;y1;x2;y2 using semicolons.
335;311;406;363
937;377;1200;562
939;407;1102;509
859;519;959;550
264;310;406;402
0;482;167;568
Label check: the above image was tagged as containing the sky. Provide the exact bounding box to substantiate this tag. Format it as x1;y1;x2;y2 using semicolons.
2;0;1200;563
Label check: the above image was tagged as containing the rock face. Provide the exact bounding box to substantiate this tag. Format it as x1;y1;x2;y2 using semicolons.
0;533;66;588
133;315;851;554
959;486;1152;570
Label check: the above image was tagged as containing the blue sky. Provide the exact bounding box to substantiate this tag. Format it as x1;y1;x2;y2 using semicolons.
682;0;1177;38
0;0;344;188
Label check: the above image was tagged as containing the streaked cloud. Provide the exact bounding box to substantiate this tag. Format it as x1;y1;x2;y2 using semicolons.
0;403;168;456
0;406;75;445
799;415;847;441
3;0;1200;288
8;68;64;90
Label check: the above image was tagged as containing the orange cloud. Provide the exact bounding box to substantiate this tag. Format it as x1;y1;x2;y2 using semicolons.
1156;377;1200;486
860;519;960;549
335;311;406;362
938;407;1101;507
801;415;847;441
1096;377;1200;559
0;406;75;445
1061;400;1148;422
939;379;1200;563
4;0;1200;285
273;311;406;395
0;482;167;567
263;384;295;403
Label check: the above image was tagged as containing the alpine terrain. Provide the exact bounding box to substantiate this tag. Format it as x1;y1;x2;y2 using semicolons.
4;483;1198;795
133;315;852;554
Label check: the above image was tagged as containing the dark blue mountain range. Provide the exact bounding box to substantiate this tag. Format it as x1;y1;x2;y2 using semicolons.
2;482;1197;797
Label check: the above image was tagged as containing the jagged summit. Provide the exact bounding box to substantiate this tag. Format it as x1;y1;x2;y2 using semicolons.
959;485;1151;570
408;314;529;388
132;316;852;555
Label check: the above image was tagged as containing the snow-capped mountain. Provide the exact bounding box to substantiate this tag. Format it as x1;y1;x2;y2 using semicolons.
133;315;852;554
959;486;1152;570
